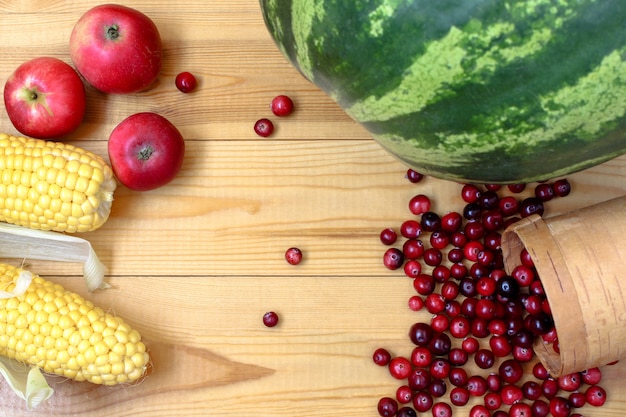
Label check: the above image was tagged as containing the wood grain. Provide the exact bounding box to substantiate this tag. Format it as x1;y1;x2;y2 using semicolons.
0;1;625;416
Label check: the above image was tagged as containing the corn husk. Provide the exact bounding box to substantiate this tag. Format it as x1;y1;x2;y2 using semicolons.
0;222;109;408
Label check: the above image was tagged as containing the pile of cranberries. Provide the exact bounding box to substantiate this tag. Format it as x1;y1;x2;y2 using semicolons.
373;171;610;417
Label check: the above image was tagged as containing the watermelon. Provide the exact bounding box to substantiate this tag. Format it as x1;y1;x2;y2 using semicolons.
259;0;626;183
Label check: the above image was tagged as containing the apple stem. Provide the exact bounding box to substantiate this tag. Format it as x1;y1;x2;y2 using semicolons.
107;25;120;40
138;146;154;161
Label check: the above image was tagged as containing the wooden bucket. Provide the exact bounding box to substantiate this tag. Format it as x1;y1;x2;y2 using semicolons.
501;195;626;377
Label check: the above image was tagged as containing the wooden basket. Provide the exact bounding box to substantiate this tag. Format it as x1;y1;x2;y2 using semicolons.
501;195;626;377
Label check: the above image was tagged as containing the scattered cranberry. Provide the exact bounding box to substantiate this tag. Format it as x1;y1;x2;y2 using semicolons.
262;311;279;327
406;169;424;183
380;228;398;245
175;71;197;93
270;94;294;116
373;348;392;366
585;385;607;406
284;247;303;265
388;357;412;379
409;194;431;215
377;396;398;417
553;178;572;197
383;248;404;270
254;118;274;137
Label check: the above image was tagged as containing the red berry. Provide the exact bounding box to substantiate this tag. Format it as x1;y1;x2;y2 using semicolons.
469;404;490;417
383;248;404;270
372;348;391;366
284;247;303;265
450;386;470;406
262;311;279;327
254;118;274;137
549;396;571;417
585;385;607;406
431;402;452;417
388;356;412;379
379;228;398;245
411;346;433;367
396;385;413;404
407;295;424;311
175;71;197;93
408;194;431;215
270;95;294;117
406;169;424;183
509;402;533;417
581;367;602;385
377;396;399;417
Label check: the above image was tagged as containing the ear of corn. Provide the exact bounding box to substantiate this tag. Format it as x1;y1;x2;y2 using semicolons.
0;263;149;385
0;133;116;233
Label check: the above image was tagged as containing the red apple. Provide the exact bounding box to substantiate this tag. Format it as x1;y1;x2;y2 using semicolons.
108;112;185;191
3;57;86;139
69;4;162;94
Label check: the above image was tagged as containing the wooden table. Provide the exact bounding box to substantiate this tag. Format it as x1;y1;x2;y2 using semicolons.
1;1;625;415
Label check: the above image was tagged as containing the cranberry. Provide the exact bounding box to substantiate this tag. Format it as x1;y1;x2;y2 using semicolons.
474;348;495;369
175;71;197;93
499;195;519;215
542;378;560;399
408;367;431;391
430;231;450;250
450;231;467;247
532;362;549;380
429;358;451;379
379;228;398;245
411;346;433;367
535;182;555;201
285;247;303;265
420;211;441;232
403;238;425;259
500;383;524;405
450;386;470;406
463;202;483;221
496;275;520;298
522;380;542;401
449;316;471;339
388;356;412;379
448;367;469;386
428;378;447;397
383;248;404;270
486;372;502;391
585;385;607;406
581;367;602;385
396;385;413;404
377;396;399;417
469;404;490;417
409;322;434;346
466;375;488;396
423;247;443;266
448;348;469;366
431;402;452;417
461;337;480;354
413;274;436;295
397;407;418;417
464;220;485;240
482;209;504;231
404;260;423;278
519;197;545;217
441;211;463;232
507;183;526;193
430;313;449;333
511;264;535;286
549;396;571;417
525;312;554;336
484;231;502;251
464;240;484;262
520;248;534;267
372;348;391;366
406;169;424;183
553;178;571;197
512;345;534;362
478;189;499;209
459;277;478;298
444;300;461;317
401;220;422;238
449;262;468;279
489;334;512;357
254;118;274;137
492;412;509;417
440;281;460;300
461;184;481;203
499;359;524;384
408;295;424;311
509;403;533;417
568;391;586;408
409;194;431;215
412;390;433;412
484;392;502;410
475;298;497;320
262;311;279;327
470;318;490;338
427;332;452;356
532;399;550;417
558;372;582;392
270;95;294;116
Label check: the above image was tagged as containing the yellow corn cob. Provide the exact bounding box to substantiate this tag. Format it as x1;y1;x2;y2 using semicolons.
0;263;149;385
0;133;116;233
